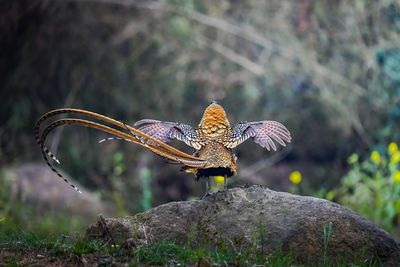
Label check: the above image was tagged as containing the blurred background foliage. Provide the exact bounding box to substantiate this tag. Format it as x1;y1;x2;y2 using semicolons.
0;0;400;239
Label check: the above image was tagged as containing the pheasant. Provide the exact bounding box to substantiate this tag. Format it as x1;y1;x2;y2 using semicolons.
35;102;291;196
133;101;291;193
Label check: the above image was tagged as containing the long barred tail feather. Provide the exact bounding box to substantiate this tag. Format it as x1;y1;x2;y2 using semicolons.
40;119;206;168
38;120;84;193
35;109;207;193
98;137;139;145
35;108;201;161
35;110;82;192
44;146;61;164
98;137;124;143
41;147;82;193
40;141;82;193
34;110;67;164
35;110;207;193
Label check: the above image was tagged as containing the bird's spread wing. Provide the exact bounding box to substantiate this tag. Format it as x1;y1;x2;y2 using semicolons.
225;121;291;151
134;119;202;150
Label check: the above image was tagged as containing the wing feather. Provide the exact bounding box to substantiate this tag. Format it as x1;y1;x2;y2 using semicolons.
226;120;291;150
134;119;202;149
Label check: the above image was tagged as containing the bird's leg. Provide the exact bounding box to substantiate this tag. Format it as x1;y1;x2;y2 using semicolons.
224;175;228;190
201;176;210;199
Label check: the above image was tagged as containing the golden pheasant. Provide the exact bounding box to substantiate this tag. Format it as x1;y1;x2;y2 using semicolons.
35;102;291;196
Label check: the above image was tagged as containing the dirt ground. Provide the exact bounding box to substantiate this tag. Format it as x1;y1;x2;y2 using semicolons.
0;248;110;267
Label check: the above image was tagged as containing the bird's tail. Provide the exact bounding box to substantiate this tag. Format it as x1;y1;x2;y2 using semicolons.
35;108;206;193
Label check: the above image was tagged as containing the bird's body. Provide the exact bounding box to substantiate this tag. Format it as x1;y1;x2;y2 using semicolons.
180;103;237;179
36;101;291;196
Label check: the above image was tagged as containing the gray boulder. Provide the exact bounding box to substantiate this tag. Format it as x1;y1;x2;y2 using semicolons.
2;163;114;220
86;185;400;265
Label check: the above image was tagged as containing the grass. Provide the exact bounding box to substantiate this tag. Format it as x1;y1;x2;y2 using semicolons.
323;222;333;267
0;228;385;267
131;242;293;266
0;233;295;266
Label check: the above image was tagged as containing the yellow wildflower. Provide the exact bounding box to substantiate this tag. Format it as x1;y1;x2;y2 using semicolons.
390;151;400;165
370;150;381;165
214;175;225;185
392;170;400;184
289;171;302;185
388;142;398;156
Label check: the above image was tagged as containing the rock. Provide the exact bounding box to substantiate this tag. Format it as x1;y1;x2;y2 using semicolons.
2;163;114;219
86;185;400;265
